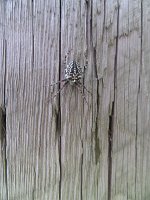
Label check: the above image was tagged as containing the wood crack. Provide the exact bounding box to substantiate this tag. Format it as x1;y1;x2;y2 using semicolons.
102;0;106;42
0;106;8;200
31;0;35;72
93;48;101;165
108;3;120;200
135;1;143;199
80;140;83;200
0;37;8;200
108;101;114;200
58;0;62;199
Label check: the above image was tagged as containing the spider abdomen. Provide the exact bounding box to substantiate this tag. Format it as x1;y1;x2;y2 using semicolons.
65;60;82;82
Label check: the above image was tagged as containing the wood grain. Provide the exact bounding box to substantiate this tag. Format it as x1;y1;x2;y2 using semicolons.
0;0;150;199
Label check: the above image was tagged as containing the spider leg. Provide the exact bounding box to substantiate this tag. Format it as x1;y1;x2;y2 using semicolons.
83;63;88;70
74;83;88;105
50;79;67;86
64;49;73;66
76;81;92;96
80;64;87;79
44;79;67;87
84;49;88;69
52;81;69;99
46;81;68;103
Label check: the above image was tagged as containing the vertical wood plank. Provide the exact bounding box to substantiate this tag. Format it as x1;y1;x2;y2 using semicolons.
60;1;87;199
0;1;7;199
136;0;150;199
109;0;150;199
0;0;150;199
111;0;139;197
3;0;60;199
82;0;109;199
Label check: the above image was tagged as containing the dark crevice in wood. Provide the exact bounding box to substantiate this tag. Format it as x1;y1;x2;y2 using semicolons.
108;101;114;200
32;167;36;200
138;0;143;92
140;0;143;64
58;0;62;199
55;108;61;135
89;0;101;166
0;106;8;200
31;4;37;197
1;37;8;200
108;4;120;200
18;42;21;80
82;0;90;110
135;84;138;199
0;2;8;195
90;0;92;48
80;140;83;200
89;2;98;80
31;0;34;72
93;47;98;79
85;0;89;50
93;48;101;165
135;1;143;199
114;5;119;94
127;179;129;200
3;39;7;107
102;0;106;41
94;88;101;165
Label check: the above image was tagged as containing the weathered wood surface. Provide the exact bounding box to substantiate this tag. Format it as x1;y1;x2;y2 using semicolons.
0;0;150;199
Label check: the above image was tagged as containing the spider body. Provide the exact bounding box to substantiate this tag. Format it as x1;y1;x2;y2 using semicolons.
65;60;83;83
48;51;91;104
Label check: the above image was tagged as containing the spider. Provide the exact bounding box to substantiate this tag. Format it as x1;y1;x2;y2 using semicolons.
49;58;92;104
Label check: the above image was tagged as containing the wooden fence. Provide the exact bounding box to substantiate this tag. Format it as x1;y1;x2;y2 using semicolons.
0;0;150;199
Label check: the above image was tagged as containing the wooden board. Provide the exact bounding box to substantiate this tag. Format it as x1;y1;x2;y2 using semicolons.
0;2;7;199
0;0;150;199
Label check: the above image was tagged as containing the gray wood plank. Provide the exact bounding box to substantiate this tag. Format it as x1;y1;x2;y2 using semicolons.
60;1;87;199
109;0;150;199
82;0;109;199
3;0;60;199
0;0;150;199
0;1;7;199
